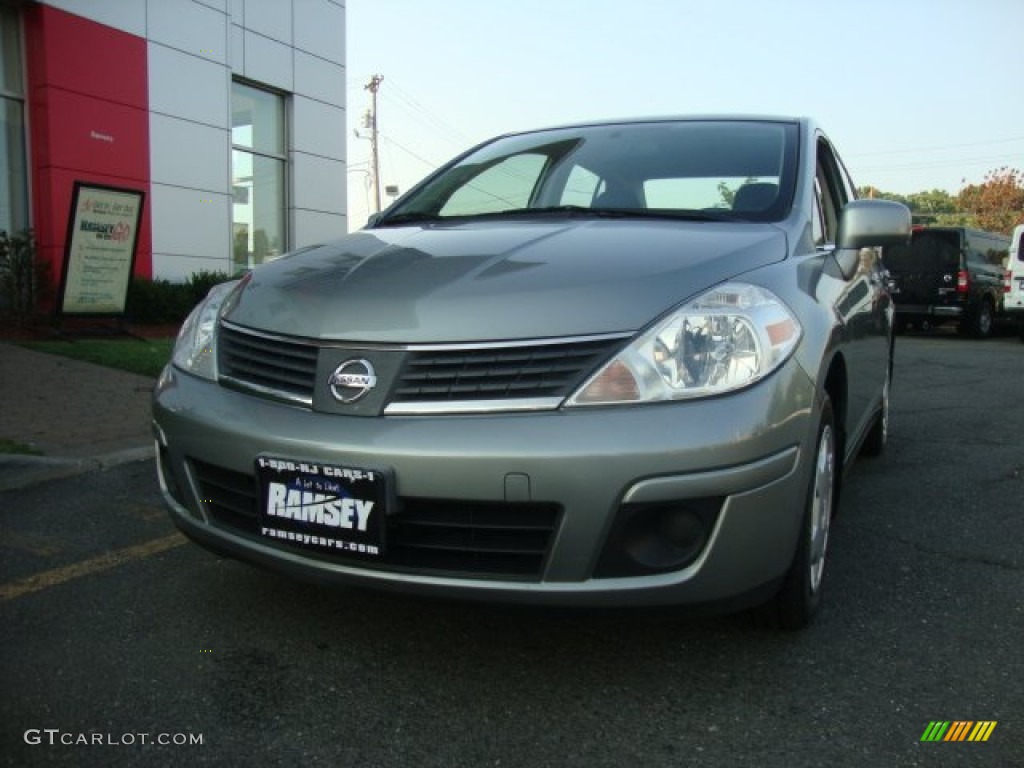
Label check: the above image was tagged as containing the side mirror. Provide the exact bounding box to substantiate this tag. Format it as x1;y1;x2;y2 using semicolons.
366;212;383;228
836;199;911;250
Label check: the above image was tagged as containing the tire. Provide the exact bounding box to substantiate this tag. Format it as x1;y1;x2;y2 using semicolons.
963;298;994;339
862;362;890;458
771;395;838;630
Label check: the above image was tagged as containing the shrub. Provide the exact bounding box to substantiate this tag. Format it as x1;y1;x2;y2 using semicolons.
0;229;51;327
125;269;232;325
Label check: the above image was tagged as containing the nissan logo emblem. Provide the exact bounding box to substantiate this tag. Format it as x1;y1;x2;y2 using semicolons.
328;359;377;403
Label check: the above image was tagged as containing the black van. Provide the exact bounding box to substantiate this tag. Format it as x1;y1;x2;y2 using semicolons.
884;226;1011;337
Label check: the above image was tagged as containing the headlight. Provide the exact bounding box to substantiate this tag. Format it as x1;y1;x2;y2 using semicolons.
566;282;802;406
171;277;247;381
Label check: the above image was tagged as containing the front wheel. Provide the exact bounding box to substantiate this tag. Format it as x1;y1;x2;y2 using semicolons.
771;395;838;630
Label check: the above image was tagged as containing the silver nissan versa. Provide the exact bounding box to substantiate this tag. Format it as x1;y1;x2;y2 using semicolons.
153;116;910;628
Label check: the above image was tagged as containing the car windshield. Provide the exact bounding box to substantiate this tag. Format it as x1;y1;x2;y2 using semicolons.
379;120;799;225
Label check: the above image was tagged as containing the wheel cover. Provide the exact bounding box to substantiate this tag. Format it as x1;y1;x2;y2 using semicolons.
979;304;993;335
808;424;835;593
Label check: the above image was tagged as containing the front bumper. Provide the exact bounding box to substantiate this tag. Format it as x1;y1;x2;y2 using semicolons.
153;358;818;607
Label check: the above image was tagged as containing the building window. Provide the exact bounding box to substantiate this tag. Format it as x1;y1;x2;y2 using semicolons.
231;81;286;270
0;6;28;234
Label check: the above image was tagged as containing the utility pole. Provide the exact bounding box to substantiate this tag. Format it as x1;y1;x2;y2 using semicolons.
364;75;384;213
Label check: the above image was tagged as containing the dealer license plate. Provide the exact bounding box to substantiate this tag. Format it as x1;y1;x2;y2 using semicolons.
255;456;388;558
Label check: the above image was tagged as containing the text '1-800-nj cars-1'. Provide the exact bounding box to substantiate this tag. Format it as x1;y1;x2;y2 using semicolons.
154;116;910;629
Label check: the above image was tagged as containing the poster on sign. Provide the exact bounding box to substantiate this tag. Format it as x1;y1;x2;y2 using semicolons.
58;182;144;316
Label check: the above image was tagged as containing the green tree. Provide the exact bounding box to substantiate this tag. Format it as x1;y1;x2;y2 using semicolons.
857;186;963;225
858;186;907;206
905;189;957;217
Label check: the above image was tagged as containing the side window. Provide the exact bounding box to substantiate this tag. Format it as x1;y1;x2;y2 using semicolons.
982;237;1009;267
812;180;826;246
815;153;839;244
441;154;547;216
835;154;857;205
815;138;850;246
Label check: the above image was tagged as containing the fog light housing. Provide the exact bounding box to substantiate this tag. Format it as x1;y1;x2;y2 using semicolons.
595;498;723;577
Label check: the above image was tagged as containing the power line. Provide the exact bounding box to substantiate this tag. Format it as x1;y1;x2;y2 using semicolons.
848;135;1024;158
385;79;475;146
379;132;443;171
380;91;469;152
855;152;1024;173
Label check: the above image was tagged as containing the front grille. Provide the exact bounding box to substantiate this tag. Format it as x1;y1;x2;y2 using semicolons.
387;499;560;577
392;338;623;403
190;460;560;580
216;324;626;412
192;459;259;532
218;325;319;402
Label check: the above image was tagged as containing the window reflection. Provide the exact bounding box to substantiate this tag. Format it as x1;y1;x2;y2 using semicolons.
231;81;286;269
0;7;27;234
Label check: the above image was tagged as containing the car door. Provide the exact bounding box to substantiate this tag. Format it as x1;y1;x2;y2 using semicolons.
815;137;890;457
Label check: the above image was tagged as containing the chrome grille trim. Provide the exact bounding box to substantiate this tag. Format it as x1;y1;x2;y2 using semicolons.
385;397;563;415
219;321;630;352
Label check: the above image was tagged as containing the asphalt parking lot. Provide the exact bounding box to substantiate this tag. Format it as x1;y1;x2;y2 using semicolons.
1;330;1021;767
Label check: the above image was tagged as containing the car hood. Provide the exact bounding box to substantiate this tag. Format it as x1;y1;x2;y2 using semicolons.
225;219;788;343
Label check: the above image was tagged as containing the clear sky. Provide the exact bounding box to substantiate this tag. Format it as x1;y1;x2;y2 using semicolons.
345;0;1024;228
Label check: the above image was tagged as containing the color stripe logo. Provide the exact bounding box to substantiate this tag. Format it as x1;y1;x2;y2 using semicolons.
921;721;997;742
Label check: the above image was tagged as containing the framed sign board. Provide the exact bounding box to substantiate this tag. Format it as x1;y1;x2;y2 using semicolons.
58;182;145;316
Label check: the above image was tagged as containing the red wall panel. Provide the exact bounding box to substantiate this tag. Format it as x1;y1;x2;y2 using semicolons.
25;5;152;288
42;89;149;181
23;5;147;108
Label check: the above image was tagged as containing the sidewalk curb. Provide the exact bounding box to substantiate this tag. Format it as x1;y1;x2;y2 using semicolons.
0;445;155;492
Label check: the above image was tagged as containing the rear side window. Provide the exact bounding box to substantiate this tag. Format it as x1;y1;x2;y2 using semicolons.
980;239;1009;267
885;231;961;272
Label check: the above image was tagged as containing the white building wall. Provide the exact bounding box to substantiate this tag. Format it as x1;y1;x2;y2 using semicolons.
40;0;147;36
147;0;232;280
47;0;347;280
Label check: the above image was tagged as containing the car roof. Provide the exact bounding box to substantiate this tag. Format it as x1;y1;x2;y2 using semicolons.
493;115;810;140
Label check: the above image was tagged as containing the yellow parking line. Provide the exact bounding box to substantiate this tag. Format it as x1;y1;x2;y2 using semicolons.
0;533;187;602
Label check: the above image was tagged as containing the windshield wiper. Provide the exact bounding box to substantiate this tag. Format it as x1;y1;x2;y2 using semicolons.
377;206;742;226
590;207;741;222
